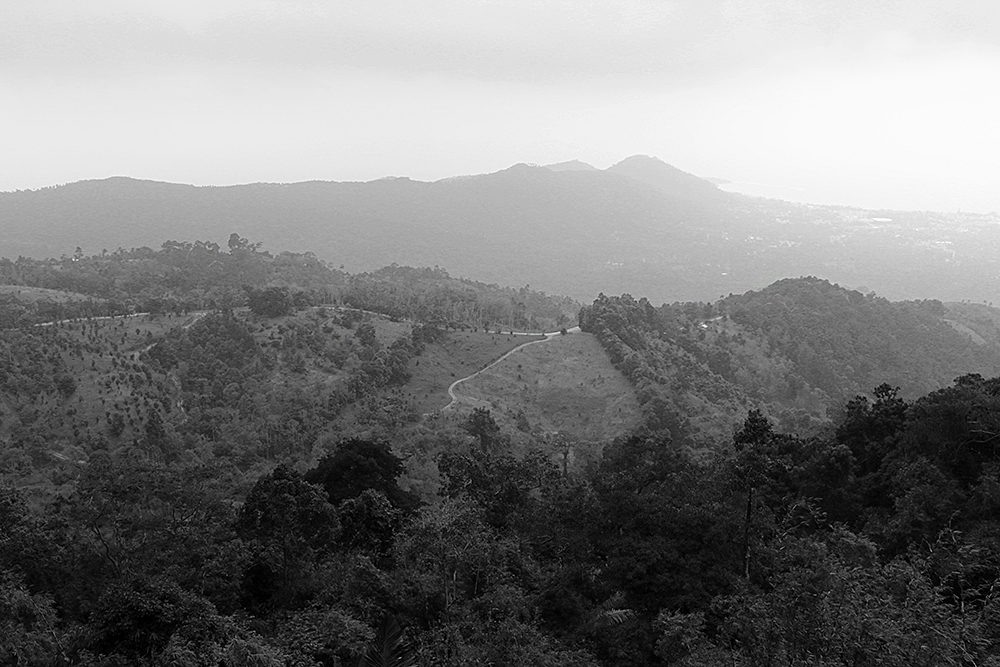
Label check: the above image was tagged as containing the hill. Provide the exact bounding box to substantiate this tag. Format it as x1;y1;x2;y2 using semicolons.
604;154;724;201
452;330;642;445
542;159;598;172
0;306;638;495
580;277;1000;446
0;243;579;330
0;240;644;496
8;157;1000;304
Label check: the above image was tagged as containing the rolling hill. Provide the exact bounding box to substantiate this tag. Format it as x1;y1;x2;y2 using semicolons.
580;277;1000;447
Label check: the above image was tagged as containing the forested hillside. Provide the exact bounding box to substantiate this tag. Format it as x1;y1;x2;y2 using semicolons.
0;237;577;331
7;240;1000;665
0;238;588;487
6;368;1000;665
580;277;1000;444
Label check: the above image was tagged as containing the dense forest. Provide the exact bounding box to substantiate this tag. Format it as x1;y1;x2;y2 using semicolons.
6;374;1000;665
6;240;1000;665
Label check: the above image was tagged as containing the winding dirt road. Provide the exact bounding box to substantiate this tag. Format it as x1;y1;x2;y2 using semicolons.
442;326;581;412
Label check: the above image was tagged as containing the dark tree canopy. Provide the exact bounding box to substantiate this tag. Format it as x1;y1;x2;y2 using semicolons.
305;439;420;513
246;285;295;318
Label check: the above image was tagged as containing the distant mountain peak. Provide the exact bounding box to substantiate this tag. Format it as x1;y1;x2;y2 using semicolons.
543;160;598;172
611;154;665;167
605;154;722;200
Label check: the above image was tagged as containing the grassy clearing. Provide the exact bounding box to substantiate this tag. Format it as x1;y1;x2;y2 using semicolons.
403;330;545;415
457;331;642;443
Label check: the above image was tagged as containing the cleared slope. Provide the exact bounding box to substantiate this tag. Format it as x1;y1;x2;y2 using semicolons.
402;330;546;416
455;331;642;442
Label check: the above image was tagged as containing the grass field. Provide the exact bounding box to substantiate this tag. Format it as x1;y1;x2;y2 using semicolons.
403;330;545;415
456;331;642;443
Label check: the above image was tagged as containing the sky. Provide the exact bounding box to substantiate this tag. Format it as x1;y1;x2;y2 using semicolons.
2;0;1000;212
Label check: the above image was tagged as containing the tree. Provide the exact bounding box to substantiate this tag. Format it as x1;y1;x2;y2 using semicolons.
588;434;741;616
339;489;403;559
246;286;294;318
85;576;230;663
731;409;823;578
714;530;1000;667
438;449;558;532
305;439;420;513
236;465;338;610
394;497;517;620
0;486;62;599
227;233;262;253
357;615;415;667
59;458;242;614
464;407;502;452
0;571;62;667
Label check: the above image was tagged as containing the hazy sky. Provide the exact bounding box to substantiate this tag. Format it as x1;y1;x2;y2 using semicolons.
3;1;999;212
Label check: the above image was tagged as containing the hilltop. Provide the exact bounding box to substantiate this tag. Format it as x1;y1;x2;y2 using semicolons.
0;240;643;497
581;277;1000;447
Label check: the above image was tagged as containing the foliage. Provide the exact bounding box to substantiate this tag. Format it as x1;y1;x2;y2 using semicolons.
0;571;62;667
236;465;339;611
9;239;1000;665
306;439;420;513
84;576;231;663
580;279;1000;439
358;615;415;667
462;407;502;452
247;286;296;318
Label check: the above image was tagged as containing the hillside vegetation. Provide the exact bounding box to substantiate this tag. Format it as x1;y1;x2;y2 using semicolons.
580;277;1000;445
0;238;611;499
7;237;1000;664
6;352;1000;665
455;331;642;447
0;238;578;331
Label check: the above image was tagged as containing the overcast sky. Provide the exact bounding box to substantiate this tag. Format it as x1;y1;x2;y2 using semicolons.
3;0;999;212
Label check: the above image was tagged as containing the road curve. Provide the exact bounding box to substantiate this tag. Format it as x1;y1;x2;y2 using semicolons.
441;326;581;412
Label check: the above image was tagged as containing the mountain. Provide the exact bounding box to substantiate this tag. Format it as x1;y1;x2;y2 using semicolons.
0;164;729;302
542;160;599;172
4;158;1000;305
604;154;724;201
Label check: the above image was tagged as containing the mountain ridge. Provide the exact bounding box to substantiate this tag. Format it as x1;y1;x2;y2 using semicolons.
4;157;1000;305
